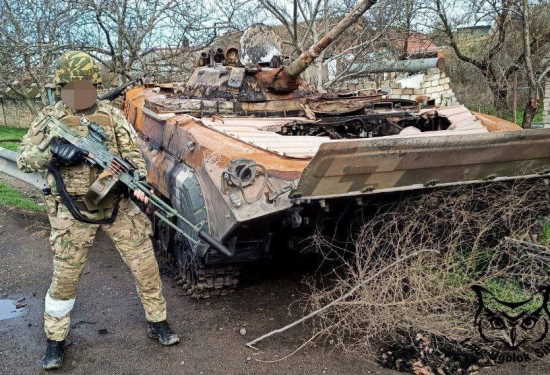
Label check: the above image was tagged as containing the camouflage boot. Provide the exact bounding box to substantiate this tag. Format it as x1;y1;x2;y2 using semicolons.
42;339;65;370
147;321;180;346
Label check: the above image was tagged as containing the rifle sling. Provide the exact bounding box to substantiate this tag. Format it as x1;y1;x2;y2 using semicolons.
47;161;120;225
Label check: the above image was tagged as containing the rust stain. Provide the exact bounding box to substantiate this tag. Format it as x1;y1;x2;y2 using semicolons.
125;86;146;131
127;87;310;178
474;112;522;132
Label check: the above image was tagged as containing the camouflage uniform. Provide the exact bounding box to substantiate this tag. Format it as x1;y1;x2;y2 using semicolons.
17;65;167;342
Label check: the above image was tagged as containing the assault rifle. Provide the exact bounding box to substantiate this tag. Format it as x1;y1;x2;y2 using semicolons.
36;115;233;257
98;78;142;101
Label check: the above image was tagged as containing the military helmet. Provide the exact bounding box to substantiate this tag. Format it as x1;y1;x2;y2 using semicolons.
54;51;102;86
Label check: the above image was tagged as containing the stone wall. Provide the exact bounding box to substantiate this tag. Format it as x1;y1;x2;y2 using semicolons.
334;67;459;106
0;98;42;128
385;68;458;106
544;79;550;127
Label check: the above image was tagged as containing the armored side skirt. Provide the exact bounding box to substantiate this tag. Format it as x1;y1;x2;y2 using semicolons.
293;129;550;200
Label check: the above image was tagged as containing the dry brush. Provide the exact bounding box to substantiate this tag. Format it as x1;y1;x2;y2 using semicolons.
306;178;550;369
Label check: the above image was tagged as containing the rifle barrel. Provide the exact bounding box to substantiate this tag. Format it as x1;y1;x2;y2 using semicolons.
98;79;140;101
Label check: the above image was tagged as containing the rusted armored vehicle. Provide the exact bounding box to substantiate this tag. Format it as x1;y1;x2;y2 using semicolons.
122;21;550;297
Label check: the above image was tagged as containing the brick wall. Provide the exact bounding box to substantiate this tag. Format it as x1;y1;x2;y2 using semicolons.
544;79;550;127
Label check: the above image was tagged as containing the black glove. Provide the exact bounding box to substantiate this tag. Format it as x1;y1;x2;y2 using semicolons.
50;139;85;166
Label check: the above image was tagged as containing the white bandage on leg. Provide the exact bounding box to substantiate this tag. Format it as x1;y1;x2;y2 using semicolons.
45;292;75;318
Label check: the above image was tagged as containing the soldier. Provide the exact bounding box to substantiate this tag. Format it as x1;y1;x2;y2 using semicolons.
17;51;179;371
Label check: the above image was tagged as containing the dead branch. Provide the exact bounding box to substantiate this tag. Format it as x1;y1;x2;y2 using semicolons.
302;178;550;360
246;248;438;350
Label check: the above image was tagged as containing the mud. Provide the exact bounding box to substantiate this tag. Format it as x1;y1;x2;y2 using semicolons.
0;204;549;374
0;208;393;375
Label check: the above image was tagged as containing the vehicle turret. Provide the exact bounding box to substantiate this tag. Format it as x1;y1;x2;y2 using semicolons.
182;0;380;101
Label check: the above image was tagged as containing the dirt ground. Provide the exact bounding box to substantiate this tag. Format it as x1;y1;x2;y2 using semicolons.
1;206;549;374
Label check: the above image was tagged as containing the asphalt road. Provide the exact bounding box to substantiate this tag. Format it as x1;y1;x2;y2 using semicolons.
1;206;549;374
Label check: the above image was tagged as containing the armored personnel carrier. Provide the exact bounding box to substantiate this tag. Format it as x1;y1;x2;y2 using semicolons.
121;9;550;297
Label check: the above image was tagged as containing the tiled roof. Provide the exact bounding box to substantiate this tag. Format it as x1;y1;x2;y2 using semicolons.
387;32;438;57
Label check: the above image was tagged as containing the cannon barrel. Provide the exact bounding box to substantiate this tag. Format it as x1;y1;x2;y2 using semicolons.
284;0;378;78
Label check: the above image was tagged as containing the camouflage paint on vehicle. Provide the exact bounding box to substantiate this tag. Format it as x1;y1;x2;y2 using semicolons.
124;85;550;247
293;128;550;199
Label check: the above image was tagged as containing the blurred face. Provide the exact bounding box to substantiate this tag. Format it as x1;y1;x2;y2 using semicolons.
60;80;97;111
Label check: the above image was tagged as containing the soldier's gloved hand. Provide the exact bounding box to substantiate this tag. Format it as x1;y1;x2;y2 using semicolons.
50;139;85;166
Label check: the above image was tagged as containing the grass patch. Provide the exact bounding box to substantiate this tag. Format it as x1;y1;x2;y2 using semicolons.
0;183;45;211
469;105;544;126
480;279;543;312
0;126;44;211
0;126;26;151
541;222;550;244
500;108;544;125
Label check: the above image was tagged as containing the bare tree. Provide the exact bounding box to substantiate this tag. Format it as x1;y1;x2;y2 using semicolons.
0;0;216;90
256;0;405;89
256;0;337;88
212;0;265;32
322;0;412;88
395;0;427;59
431;0;515;110
70;0;187;83
519;0;550;128
0;0;78;107
430;0;550;117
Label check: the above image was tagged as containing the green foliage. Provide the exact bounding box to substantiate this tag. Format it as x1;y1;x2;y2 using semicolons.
0;126;44;211
468;105;544;126
541;222;550;245
446;255;545;312
0;126;26;151
446;233;549;312
0;183;45;211
500;109;544;126
481;279;543;312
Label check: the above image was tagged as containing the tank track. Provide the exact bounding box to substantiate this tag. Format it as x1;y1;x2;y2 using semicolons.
175;263;240;299
152;218;240;298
